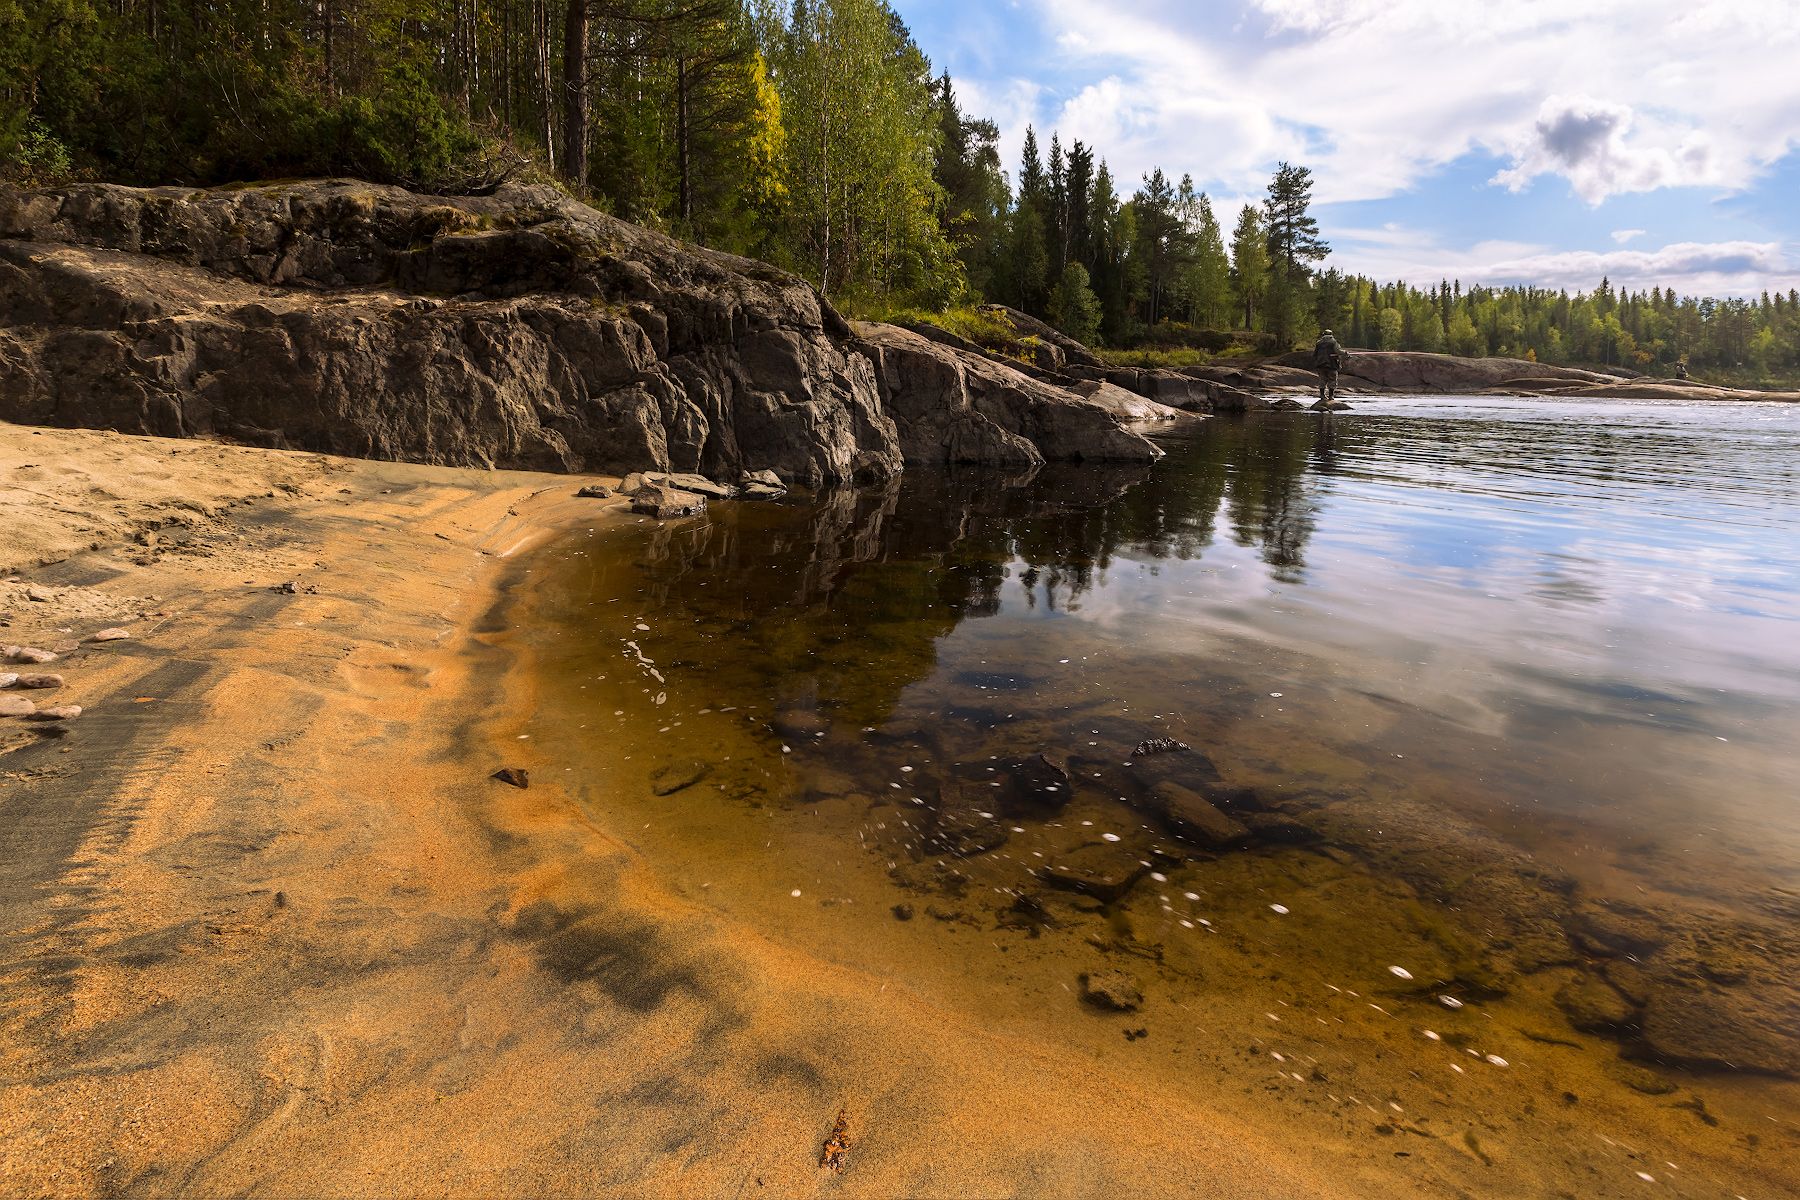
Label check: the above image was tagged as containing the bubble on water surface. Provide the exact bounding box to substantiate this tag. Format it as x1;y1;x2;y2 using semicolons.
1423;1030;1441;1041
1389;966;1413;980
1439;995;1464;1009
1102;833;1122;843
1270;904;1290;915
1486;1054;1509;1067
790;889;802;898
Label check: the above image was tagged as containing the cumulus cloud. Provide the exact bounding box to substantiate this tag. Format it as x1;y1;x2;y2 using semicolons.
1492;96;1723;204
1001;0;1800;205
1611;229;1647;245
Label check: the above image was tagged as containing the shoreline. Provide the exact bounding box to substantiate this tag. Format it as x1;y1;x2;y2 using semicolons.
0;423;1331;1197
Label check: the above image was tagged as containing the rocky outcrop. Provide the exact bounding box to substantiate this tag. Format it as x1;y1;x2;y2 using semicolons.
0;180;906;485
0;180;1191;483
852;323;1171;468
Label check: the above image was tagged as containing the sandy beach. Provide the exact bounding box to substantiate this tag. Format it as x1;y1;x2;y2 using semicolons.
0;423;1338;1198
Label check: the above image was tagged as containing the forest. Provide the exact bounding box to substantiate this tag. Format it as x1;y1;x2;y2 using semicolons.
5;0;1796;380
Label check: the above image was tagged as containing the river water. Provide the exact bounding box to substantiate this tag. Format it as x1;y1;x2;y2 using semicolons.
519;396;1800;1196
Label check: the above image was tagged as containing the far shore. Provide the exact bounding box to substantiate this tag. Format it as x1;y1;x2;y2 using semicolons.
0;422;1334;1198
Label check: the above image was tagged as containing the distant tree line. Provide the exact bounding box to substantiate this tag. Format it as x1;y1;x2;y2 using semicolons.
4;0;1792;375
1314;275;1800;377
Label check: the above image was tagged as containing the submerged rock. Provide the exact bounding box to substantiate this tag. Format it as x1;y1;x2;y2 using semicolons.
1555;972;1638;1034
1146;781;1250;848
491;767;531;789
575;484;613;499
650;758;710;796
1636;988;1795;1076
1039;842;1149;902
0;695;36;717
994;752;1074;815
1080;968;1144;1011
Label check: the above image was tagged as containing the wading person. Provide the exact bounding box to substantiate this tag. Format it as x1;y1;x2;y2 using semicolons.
1312;328;1346;407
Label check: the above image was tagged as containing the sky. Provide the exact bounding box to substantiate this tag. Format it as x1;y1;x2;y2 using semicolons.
892;0;1800;297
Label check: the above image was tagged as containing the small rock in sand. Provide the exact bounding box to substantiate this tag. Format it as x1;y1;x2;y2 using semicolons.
491;767;531;789
28;704;81;721
575;485;613;499
0;673;16;688
17;673;63;689
90;628;132;642
25;585;54;603
7;646;57;665
1080;968;1145;1012
0;696;36;718
272;581;300;595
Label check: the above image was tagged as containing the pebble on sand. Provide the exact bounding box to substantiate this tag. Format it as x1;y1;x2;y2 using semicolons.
0;696;36;718
17;673;63;689
5;646;58;665
90;628;132;642
28;704;81;721
0;673;16;688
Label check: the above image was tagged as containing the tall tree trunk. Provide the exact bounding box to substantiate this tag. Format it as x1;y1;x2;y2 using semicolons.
676;55;691;227
536;0;555;172
322;0;335;96
561;0;588;188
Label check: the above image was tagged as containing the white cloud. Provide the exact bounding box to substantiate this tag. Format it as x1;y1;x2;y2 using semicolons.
1004;0;1800;206
1611;229;1647;245
1492;96;1724;205
1330;228;1797;296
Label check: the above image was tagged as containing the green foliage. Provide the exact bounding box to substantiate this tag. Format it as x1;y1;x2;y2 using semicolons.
763;0;961;306
3;119;73;185
1333;275;1800;379
1047;262;1102;347
1230;204;1269;332
1094;347;1214;369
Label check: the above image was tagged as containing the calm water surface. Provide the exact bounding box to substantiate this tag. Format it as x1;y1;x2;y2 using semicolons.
521;396;1800;1197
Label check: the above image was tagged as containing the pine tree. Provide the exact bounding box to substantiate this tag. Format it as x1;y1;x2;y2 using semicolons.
1261;161;1329;347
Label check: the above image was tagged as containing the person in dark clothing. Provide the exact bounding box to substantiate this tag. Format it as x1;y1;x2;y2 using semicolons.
1675;360;1689;380
1312;329;1346;405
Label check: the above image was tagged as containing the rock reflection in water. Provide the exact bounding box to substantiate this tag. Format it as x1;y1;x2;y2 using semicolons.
527;399;1800;1198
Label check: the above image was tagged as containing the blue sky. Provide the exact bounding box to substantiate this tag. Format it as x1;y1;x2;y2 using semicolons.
893;0;1800;296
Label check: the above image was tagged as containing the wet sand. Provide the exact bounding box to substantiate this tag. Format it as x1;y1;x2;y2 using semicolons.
0;425;1334;1198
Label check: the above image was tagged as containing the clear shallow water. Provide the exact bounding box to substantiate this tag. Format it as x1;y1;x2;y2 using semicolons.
521;396;1800;1196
